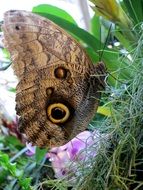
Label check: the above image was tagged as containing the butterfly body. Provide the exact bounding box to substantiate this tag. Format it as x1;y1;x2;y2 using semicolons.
2;10;106;147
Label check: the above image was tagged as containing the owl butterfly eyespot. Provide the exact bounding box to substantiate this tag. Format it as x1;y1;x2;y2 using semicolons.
2;10;106;148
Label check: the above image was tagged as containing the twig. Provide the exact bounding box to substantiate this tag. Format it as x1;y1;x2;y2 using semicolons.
10;147;28;162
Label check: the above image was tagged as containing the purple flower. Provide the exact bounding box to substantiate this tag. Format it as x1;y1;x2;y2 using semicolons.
26;131;100;183
25;142;36;156
47;131;99;180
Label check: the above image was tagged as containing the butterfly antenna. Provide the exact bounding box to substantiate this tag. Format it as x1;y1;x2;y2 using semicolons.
99;23;112;61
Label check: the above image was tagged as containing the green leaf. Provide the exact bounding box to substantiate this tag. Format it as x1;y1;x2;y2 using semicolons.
8;87;16;93
85;47;132;85
97;106;111;117
114;30;132;51
0;151;17;176
0;151;32;189
2;48;10;59
122;0;143;25
35;147;47;163
90;15;101;41
0;170;8;184
85;47;99;63
0;152;9;167
19;177;32;190
7;163;17;176
5;136;23;147
32;4;77;25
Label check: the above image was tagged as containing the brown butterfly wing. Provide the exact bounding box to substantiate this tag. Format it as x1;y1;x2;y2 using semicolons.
2;10;106;148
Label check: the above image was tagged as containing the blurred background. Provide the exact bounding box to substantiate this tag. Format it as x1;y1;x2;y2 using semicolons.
0;0;92;29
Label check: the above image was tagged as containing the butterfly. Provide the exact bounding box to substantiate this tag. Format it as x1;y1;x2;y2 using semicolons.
2;10;106;148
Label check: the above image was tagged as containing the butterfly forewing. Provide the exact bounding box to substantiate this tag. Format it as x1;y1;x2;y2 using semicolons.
2;10;106;148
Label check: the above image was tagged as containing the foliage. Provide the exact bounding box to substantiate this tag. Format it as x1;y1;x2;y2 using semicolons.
0;0;143;189
0;151;32;190
0;134;54;189
76;0;143;189
75;40;143;189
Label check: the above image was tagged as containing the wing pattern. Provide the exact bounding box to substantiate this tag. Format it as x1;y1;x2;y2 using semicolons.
2;10;106;147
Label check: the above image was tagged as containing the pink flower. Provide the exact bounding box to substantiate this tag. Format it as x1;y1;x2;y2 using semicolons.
26;130;100;183
25;142;36;156
47;131;99;181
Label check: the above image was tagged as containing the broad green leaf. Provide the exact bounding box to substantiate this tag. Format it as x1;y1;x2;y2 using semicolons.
35;147;47;163
97;106;111;117
114;30;132;51
5;136;23;147
85;47;99;63
102;50;132;77
86;47;132;85
32;4;77;25
90;15;101;41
